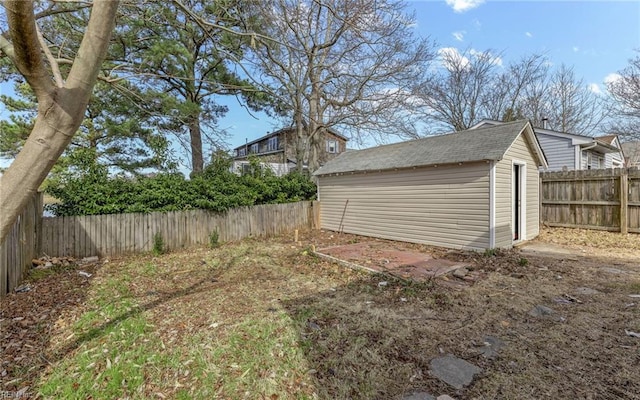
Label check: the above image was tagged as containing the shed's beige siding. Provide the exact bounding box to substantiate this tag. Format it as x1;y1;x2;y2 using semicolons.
318;162;491;250
494;133;541;248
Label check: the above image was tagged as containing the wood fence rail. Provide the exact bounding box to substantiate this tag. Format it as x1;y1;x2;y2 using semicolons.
1;200;316;298
540;168;640;233
0;192;43;296
40;201;317;258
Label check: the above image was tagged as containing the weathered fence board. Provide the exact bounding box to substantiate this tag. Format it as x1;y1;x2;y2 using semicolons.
0;192;43;297
41;201;316;258
540;168;640;233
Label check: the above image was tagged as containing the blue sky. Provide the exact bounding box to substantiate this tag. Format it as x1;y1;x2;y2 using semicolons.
222;0;640;150
2;1;639;170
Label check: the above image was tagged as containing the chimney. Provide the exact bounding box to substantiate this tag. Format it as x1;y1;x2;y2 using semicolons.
542;118;548;129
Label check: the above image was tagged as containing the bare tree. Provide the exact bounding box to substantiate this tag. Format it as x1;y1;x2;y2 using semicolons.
249;0;434;171
412;47;504;132
0;0;119;241
485;53;549;122
413;49;552;133
541;64;609;134
414;49;609;135
607;51;640;141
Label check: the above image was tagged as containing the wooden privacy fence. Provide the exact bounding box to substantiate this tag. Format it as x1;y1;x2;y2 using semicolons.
540;168;640;233
41;201;317;258
1;192;43;296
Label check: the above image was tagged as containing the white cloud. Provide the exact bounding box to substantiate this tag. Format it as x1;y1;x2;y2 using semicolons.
470;48;503;67
604;73;622;84
446;0;485;13
572;46;579;53
437;47;503;70
525;32;533;38
438;47;470;70
588;83;602;94
452;31;466;41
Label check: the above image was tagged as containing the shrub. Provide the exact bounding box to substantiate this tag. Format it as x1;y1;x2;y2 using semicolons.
152;232;165;256
483;248;497;257
209;230;220;249
45;160;317;216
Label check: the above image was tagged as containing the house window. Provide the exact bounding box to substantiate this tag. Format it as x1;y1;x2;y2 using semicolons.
241;163;252;175
250;143;259;154
267;136;278;151
583;151;604;169
326;139;337;153
237;148;246;157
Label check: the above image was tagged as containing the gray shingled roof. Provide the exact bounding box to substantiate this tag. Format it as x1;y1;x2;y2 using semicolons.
314;120;531;176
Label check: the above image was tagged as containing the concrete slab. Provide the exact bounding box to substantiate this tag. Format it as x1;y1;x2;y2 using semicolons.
315;242;468;282
518;242;581;259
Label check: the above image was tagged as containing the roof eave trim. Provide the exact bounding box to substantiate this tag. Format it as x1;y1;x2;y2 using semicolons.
314;158;498;177
522;122;549;168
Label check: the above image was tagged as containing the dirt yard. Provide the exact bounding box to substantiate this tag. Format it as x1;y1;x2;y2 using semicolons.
1;227;639;399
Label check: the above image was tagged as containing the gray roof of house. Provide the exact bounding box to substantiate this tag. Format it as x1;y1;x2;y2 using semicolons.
233;126;347;151
314;120;532;176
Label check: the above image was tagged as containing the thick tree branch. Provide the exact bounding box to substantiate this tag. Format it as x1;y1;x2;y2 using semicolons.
65;0;119;94
5;0;54;98
0;33;15;62
36;23;64;87
34;2;93;20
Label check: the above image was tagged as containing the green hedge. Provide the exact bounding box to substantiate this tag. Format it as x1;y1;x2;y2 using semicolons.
46;159;316;216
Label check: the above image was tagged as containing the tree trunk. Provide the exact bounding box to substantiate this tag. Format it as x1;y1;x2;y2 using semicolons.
0;0;119;242
308;135;321;173
1;99;77;236
188;110;204;174
294;110;306;171
308;76;323;173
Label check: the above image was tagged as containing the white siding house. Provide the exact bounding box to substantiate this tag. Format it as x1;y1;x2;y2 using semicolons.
595;135;625;168
314;120;548;251
471;120;624;171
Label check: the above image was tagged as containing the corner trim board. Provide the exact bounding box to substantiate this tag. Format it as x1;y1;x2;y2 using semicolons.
489;161;496;248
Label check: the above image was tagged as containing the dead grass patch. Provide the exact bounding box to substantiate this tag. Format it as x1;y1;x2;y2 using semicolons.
1;228;639;399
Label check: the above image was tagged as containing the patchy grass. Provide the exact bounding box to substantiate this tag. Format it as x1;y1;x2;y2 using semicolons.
537;226;640;259
26;240;363;399
2;229;639;399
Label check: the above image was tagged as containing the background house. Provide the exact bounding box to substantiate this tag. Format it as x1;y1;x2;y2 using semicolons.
314;120;547;251
622;141;640;167
471;120;624;171
232;127;347;176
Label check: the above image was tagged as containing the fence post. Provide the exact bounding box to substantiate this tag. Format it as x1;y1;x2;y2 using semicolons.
539;174;543;226
620;168;628;234
312;200;321;229
35;192;43;256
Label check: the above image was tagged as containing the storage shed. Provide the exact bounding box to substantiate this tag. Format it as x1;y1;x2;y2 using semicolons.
313;120;548;250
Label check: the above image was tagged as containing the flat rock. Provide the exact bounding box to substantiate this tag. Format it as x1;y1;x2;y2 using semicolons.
529;305;554;317
402;392;435;400
477;335;505;359
575;287;600;295
452;267;469;279
81;256;99;263
437;396;457;400
429;355;482;389
602;267;625;274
